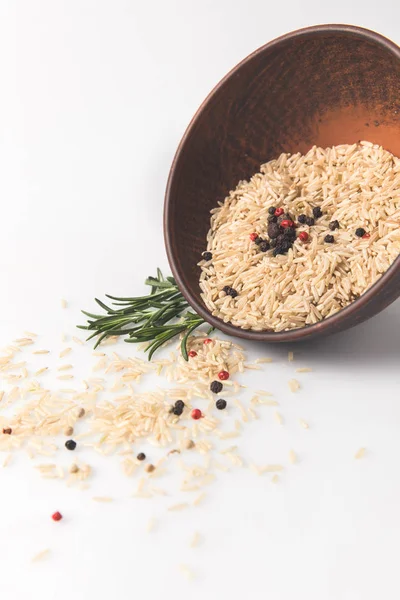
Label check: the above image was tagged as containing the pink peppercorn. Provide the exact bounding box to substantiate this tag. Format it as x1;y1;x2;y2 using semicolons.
191;409;202;420
218;370;230;381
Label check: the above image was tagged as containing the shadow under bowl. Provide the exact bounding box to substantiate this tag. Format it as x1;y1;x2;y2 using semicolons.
164;24;400;343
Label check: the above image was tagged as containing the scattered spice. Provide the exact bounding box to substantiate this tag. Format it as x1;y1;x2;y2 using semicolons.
145;464;155;473
191;408;202;420
258;240;270;252
355;227;366;237
184;439;195;450
312;206;323;219
64;426;74;436
77;408;85;418
218;370;230;381
297;214;307;224
280;219;294;228
65;440;77;451
305;216;315;226
172;400;185;416
249;232;258;241
2;427;12;435
223;286;238;298
137;453;146;461
216;399;227;410
203;338;213;345
268;222;280;239
274;207;284;217
268;206;276;215
188;350;197;358
362;232;371;239
69;464;79;474
329;220;340;230
210;380;223;393
51;511;63;522
202;251;212;261
324;234;335;244
298;231;309;242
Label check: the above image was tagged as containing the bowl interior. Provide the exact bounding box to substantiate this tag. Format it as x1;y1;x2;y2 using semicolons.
165;26;400;338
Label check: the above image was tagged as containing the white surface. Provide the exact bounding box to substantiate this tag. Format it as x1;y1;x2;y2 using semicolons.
0;1;399;599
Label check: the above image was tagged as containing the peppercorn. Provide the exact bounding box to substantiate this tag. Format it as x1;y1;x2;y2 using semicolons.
77;408;85;418
145;464;155;473
274;207;284;217
312;206;323;219
202;251;212;261
52;512;63;522
329;220;339;231
268;215;278;223
216;399;227;410
249;232;258;241
273;247;285;256
355;227;366;237
188;350;197;358
64;426;74;436
137;452;146;461
223;286;238;298
259;240;270;252
218;370;230;381
210;380;223;393
283;228;297;241
268;206;276;215
269;238;277;248
2;427;12;435
305;216;315;226
184;439;195;450
254;236;264;245
69;464;79;474
173;400;185;416
203;338;212;344
268;222;280;239
65;439;77;451
298;231;309;242
362;232;371;239
297;214;307;224
280;219;294;229
191;408;202;420
324;234;335;243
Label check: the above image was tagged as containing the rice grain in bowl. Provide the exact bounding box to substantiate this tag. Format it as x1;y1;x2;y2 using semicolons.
199;143;400;332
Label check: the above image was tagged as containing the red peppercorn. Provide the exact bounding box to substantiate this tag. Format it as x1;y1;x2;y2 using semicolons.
280;219;294;228
203;338;212;345
191;408;202;420
52;511;63;522
249;232;258;241
274;208;284;217
188;350;197;358
218;370;230;381
362;233;371;239
298;231;309;242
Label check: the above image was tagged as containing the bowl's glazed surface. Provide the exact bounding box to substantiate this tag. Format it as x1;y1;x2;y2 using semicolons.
164;24;400;342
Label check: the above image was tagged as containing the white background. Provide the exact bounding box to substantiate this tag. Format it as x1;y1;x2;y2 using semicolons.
0;1;399;599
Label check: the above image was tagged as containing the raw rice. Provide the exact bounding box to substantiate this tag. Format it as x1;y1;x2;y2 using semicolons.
199;143;400;331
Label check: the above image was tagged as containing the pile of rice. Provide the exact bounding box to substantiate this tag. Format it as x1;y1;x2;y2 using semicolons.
199;142;400;331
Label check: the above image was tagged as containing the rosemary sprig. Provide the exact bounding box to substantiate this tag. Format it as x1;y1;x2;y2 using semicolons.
78;269;207;360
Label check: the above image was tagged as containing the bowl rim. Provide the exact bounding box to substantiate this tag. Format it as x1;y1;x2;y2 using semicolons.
164;24;400;342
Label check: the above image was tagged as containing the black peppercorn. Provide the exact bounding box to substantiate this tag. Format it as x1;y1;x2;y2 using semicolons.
174;400;185;410
270;238;277;248
312;206;322;219
202;251;212;261
268;215;278;223
210;380;223;394
259;240;270;252
65;439;77;451
268;222;280;239
305;216;315;226
268;206;276;215
137;452;146;461
297;214;307;224
283;228;297;241
254;236;264;245
273;247;285;256
324;234;335;243
355;227;366;237
223;286;238;298
173;405;184;416
329;220;339;231
216;399;227;410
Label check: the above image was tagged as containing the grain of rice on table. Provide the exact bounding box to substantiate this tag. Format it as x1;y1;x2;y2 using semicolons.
199;142;400;331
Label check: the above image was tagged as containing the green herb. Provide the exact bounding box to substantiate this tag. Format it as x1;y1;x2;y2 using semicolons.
78;269;207;360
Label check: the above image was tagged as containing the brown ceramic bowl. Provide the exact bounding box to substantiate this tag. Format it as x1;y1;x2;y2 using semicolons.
164;24;400;342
